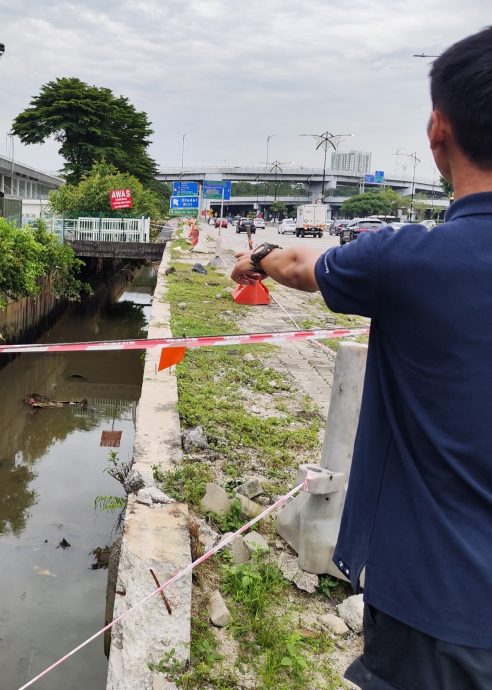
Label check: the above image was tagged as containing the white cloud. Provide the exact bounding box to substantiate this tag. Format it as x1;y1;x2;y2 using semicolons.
0;0;488;178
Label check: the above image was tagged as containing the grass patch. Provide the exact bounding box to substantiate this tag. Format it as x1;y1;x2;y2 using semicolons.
154;461;213;507
164;263;322;485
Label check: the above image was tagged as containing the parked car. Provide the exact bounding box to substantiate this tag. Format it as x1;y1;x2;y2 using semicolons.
214;218;228;228
278;219;296;235
330;219;350;236
253;217;266;230
340;218;386;244
236;218;256;234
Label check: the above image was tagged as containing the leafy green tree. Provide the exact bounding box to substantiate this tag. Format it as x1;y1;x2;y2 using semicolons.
270;201;288;218
341;191;392;218
48;161;162;219
439;175;453;197
380;188;410;215
0;219;87;308
11;77;157;184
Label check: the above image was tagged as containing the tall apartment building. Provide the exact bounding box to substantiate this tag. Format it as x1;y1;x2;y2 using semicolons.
331;150;372;174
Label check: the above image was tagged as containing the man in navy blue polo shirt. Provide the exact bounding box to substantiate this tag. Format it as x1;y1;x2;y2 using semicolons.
232;27;492;690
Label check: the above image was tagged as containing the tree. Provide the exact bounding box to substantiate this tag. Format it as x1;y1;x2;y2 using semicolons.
439;175;453;197
0;219;87;309
48;161;162;219
341;189;410;218
341;191;392;218
12;77;157;184
270;200;288;218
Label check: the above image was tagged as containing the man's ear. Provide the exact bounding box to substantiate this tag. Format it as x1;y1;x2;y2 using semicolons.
428;109;450;151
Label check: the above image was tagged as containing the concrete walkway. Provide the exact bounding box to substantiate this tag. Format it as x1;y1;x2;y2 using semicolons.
107;245;192;690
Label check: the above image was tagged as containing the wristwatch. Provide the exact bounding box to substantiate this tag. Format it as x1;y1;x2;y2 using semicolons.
250;243;281;274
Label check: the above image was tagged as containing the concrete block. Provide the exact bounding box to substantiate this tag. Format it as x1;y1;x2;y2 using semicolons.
107;501;191;690
295;464;345;495
276;343;368;578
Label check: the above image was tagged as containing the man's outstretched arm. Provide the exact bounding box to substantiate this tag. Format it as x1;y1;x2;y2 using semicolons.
231;247;322;292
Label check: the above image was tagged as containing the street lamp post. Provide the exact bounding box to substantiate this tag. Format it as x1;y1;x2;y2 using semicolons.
394;147;405;176
265;134;276;169
399;152;421;220
300;131;353;202
264;135;276;205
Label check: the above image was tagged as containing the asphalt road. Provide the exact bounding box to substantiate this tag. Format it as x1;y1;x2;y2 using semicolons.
212;222;340;254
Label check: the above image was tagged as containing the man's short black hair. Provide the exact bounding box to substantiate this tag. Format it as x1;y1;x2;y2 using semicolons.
430;27;492;169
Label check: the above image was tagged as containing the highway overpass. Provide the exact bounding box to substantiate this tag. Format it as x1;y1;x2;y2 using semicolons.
156;164;444;196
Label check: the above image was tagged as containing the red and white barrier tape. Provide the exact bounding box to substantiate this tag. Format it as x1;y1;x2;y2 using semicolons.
17;476;314;690
0;327;369;356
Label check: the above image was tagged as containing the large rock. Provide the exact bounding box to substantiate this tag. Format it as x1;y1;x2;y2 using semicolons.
293;570;319;594
236;478;264;499
236;493;263;518
200;483;231;516
276;552;319;593
243;531;269;554
337;594;364;633
182;426;208;452
218;532;251;565
123;464;154;494
135;487;175;507
196;519;221;553
209;589;231;627
319;612;349;635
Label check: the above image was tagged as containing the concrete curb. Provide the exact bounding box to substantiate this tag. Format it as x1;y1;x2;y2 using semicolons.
107;247;191;690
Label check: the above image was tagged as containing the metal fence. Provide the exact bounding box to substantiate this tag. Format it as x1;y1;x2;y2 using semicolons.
50;216;150;243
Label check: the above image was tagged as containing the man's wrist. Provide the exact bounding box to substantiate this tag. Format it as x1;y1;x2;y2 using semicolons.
250;243;281;274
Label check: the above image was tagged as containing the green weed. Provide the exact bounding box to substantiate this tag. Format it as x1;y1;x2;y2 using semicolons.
154;461;212;507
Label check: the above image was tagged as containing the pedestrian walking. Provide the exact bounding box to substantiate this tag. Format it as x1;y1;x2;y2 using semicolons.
231;27;492;690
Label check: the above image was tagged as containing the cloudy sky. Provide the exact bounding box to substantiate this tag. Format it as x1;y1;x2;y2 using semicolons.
0;0;487;181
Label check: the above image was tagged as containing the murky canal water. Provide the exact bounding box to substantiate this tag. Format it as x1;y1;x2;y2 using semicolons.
0;266;155;690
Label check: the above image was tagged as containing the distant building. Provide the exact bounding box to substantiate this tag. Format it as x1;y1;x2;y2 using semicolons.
331;150;372;175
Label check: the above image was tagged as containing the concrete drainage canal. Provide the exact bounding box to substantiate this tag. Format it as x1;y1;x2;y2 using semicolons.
0;264;157;690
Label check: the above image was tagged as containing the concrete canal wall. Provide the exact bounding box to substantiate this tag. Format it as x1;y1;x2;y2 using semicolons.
0;283;61;343
107;247;192;690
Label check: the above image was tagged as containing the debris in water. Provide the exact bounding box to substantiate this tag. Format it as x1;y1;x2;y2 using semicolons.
23;393;88;409
91;546;111;570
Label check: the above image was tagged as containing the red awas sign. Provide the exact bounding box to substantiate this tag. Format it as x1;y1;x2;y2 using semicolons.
109;188;133;210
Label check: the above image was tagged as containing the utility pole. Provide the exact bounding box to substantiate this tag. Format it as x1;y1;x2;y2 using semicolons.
300;131;353;202
399;152;421;220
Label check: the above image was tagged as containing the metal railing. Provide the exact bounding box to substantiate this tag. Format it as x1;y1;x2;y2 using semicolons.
50;216;150;243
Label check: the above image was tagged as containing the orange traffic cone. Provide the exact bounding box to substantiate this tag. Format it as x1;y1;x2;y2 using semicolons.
232;280;271;305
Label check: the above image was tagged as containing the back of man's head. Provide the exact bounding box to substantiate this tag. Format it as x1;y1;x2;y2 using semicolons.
431;27;492;169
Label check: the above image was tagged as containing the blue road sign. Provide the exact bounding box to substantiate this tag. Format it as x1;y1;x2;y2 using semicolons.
169;195;199;209
364;175;375;183
172;181;199;196
203;180;231;200
374;170;385;183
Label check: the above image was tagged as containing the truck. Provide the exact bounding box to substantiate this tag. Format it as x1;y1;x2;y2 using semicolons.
295;204;328;237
